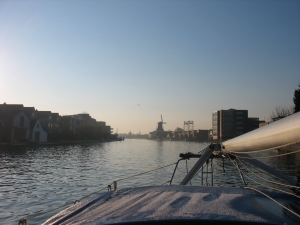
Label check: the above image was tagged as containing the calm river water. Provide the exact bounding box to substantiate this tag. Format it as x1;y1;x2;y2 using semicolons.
1;139;300;225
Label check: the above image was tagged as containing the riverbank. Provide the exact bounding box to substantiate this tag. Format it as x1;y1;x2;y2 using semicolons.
0;139;124;147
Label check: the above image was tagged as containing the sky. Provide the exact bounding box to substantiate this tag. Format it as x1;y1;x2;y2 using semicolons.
0;0;299;134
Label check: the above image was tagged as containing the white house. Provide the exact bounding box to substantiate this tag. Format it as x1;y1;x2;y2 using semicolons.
30;120;47;142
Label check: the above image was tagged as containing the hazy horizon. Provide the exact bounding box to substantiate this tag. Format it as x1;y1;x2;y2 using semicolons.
1;0;299;133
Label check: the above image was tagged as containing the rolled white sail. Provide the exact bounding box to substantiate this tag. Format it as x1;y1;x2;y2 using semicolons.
222;112;300;153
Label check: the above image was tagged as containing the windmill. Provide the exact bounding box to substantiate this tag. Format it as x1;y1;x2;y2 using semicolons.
154;115;167;140
156;115;166;132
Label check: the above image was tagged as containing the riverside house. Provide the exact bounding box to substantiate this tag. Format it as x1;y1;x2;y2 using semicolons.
0;103;114;143
0;109;31;142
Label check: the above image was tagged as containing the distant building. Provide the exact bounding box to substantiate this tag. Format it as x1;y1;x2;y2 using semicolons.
247;117;260;132
23;107;37;120
149;115;168;140
208;129;213;141
75;113;96;125
0;103;48;142
96;121;106;128
104;125;112;135
0;103;113;142
212;109;259;141
0;119;4;141
0;110;31;142
36;111;61;141
259;120;269;127
0;103;23;111
193;129;209;142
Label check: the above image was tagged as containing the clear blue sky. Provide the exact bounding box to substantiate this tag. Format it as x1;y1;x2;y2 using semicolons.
1;0;299;134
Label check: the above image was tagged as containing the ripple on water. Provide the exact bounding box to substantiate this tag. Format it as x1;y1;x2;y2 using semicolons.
0;140;299;225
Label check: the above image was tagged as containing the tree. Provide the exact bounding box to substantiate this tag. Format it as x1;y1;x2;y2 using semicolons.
269;105;293;122
293;83;300;113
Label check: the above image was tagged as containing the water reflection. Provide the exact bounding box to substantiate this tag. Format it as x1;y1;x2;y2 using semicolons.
0;140;299;225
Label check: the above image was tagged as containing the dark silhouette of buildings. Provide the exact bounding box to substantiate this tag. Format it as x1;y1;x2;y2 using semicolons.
0;103;113;143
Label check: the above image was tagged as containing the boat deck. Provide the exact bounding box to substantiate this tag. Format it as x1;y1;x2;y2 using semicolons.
43;185;300;225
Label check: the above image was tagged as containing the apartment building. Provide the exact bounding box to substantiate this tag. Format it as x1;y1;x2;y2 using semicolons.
212;109;259;141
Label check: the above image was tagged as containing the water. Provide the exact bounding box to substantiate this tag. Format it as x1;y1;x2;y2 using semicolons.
0;139;299;225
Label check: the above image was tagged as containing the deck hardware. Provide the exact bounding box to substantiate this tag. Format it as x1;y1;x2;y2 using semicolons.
234;159;247;186
180;145;214;185
113;181;117;191
18;218;28;225
201;159;213;186
169;158;185;185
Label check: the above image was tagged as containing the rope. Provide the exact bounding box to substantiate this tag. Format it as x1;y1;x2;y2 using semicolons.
227;156;300;199
114;162;176;182
19;161;177;223
226;149;300;159
192;167;203;179
176;166;188;174
26;202;72;221
244;186;300;219
76;186;110;202
161;180;171;185
192;165;204;179
205;160;210;186
25;185;109;221
235;157;300;189
229;157;300;217
186;160;192;185
18;151;300;224
191;159;211;184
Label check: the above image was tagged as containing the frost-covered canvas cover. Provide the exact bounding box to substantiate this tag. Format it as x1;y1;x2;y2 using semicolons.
43;185;300;225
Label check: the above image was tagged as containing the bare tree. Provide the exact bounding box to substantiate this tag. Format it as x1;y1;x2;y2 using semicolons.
269;105;293;122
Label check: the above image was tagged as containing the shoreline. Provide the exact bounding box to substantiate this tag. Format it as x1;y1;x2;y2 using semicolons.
0;139;122;147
